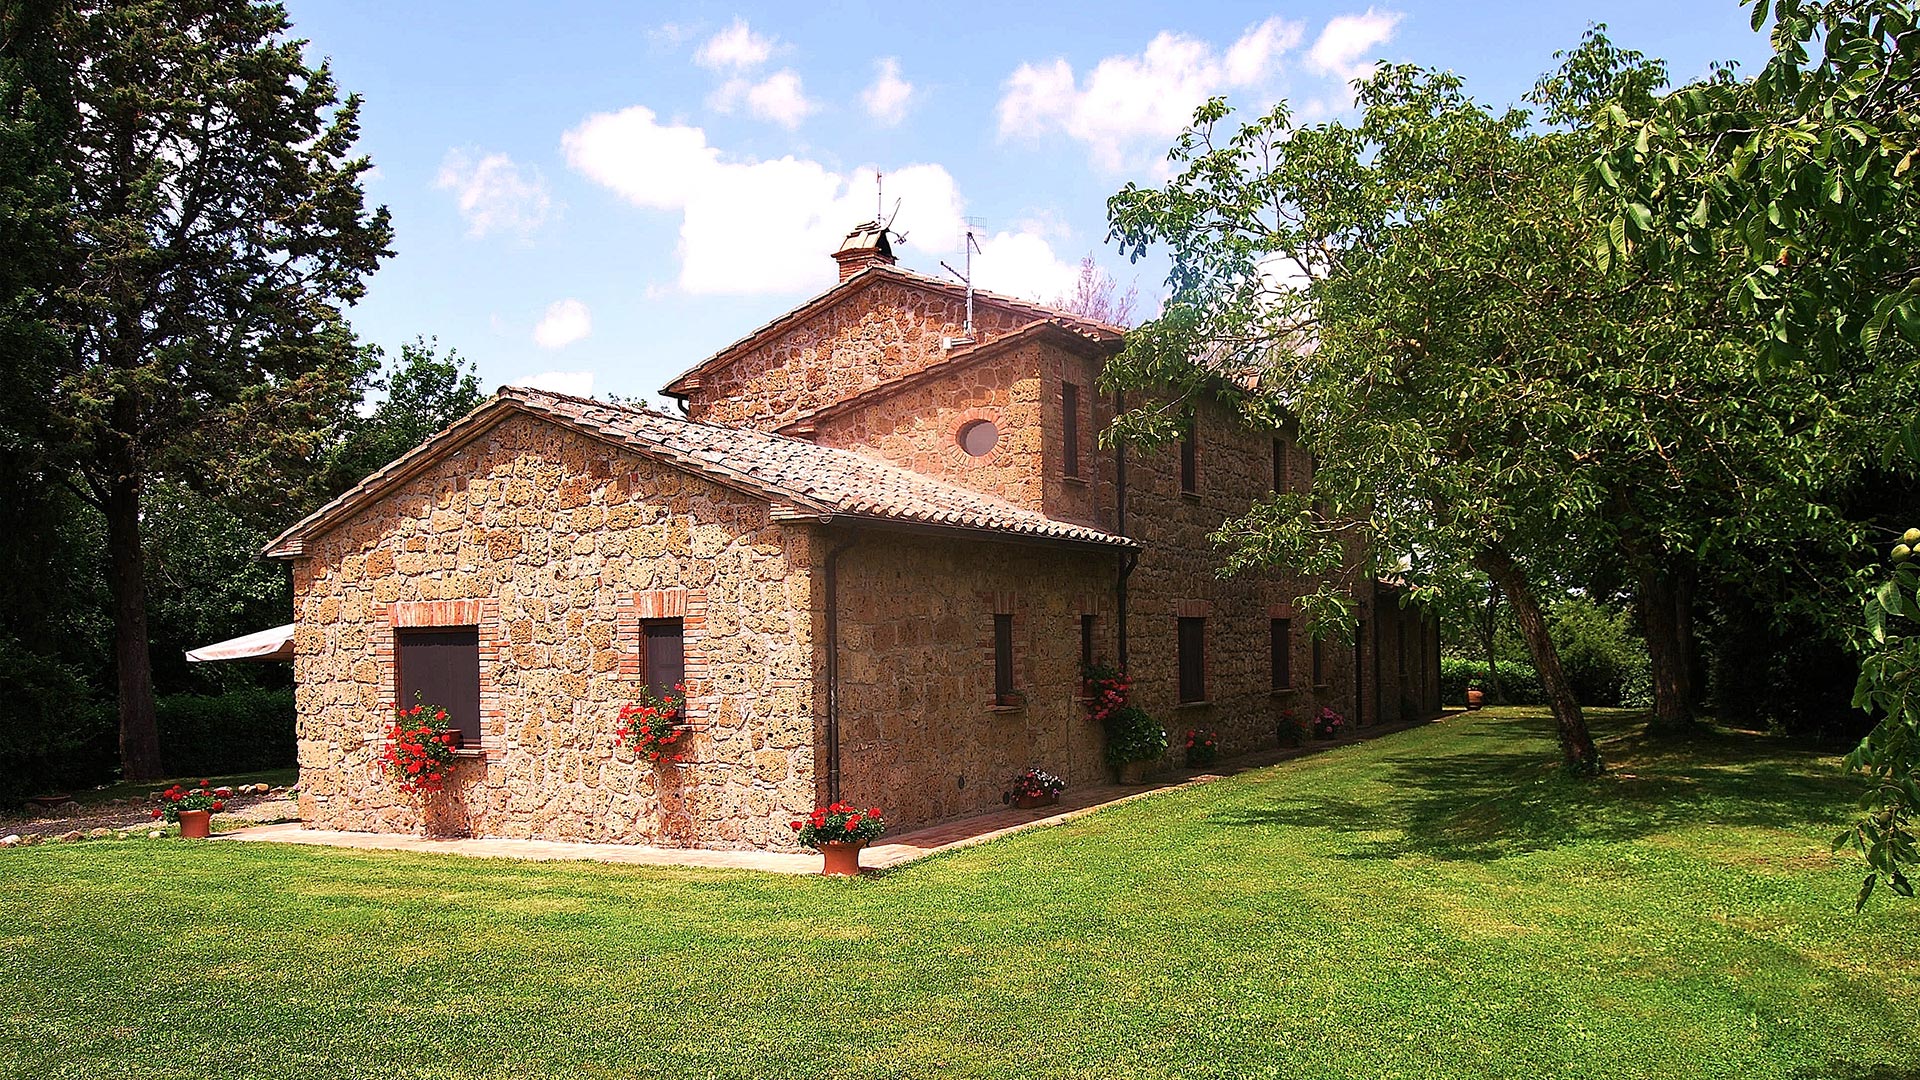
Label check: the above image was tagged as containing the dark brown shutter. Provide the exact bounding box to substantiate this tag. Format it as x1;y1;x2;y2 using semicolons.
1271;618;1292;690
1080;613;1096;673
1062;382;1081;478
1178;617;1206;702
994;614;1015;704
1179;434;1197;494
1312;634;1326;686
1273;437;1288;493
396;628;481;744
641;619;685;701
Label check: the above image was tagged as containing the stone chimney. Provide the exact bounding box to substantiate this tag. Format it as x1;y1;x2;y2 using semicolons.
832;220;896;281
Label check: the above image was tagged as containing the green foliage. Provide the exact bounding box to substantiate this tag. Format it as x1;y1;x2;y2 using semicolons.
1440;658;1547;706
153;689;295;778
0;636;111;804
4;709;1917;1076
1101;705;1168;768
1841;531;1920;906
1548;597;1652;708
323;337;484;493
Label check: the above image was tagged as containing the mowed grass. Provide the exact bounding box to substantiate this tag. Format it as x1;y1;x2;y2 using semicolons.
3;708;1916;1080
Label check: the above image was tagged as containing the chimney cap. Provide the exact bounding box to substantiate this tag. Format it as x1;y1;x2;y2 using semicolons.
832;220;897;280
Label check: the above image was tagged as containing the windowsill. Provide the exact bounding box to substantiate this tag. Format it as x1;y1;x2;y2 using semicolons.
1179;490;1200;500
1175;699;1212;709
449;747;486;759
988;703;1026;714
1062;473;1088;486
1269;687;1298;696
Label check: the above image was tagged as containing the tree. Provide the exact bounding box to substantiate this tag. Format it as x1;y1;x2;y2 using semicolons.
323;336;484;494
0;1;391;779
1052;254;1141;327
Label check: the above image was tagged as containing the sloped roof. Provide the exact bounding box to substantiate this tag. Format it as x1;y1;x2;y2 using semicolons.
777;318;1119;435
264;387;1135;558
660;262;1127;397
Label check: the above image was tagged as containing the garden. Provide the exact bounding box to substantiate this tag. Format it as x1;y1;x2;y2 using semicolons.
4;707;1914;1079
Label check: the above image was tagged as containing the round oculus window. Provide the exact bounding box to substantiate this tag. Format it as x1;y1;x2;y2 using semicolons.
957;419;1000;457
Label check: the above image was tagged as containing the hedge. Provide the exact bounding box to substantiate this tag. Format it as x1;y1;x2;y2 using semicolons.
156;688;296;777
1440;658;1545;706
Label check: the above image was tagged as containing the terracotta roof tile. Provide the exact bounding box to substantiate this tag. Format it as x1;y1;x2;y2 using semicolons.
266;387;1136;557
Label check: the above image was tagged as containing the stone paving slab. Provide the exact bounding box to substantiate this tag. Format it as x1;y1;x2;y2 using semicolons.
217;716;1443;874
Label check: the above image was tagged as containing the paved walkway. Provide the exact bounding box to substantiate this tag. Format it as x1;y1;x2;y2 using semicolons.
220;715;1443;874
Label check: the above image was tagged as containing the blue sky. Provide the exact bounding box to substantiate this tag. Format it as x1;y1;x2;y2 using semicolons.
291;1;1775;406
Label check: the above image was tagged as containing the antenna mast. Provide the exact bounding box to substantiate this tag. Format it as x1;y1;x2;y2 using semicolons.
939;222;983;339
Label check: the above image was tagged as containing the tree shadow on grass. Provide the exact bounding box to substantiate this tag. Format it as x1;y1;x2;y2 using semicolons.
1210;710;1865;863
1787;1065;1920;1080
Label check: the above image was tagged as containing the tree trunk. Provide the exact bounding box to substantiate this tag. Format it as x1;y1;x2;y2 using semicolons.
1474;545;1601;775
1635;563;1700;736
104;469;163;781
1477;581;1507;704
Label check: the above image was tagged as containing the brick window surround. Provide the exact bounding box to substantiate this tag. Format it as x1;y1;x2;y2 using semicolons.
377;599;504;761
617;588;710;721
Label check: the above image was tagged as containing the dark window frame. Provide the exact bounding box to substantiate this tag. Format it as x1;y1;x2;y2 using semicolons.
640;618;686;703
395;626;482;746
1177;616;1207;703
1062;381;1081;478
1312;634;1327;687
1273;437;1289;494
1271;617;1293;690
993;613;1016;705
1080;612;1096;674
1179;433;1198;495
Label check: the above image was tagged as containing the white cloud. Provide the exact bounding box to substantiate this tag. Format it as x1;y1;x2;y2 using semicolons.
435;150;552;239
561;104;1084;300
861;58;914;126
710;69;817;128
695;18;774;71
1308;8;1404;82
996;17;1304;170
532;299;592;349
512;370;596;397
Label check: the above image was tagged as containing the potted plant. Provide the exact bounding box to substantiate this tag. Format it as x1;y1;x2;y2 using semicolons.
1313;706;1348;740
150;780;227;838
1103;705;1169;784
381;701;460;795
789;802;888;875
614;683;690;764
1277;708;1309;747
1465;686;1486;709
1002;768;1065;809
1184;728;1220;768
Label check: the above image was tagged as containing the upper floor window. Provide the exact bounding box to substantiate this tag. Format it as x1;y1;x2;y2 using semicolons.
959;419;999;457
1179;433;1198;495
1062;382;1081;478
1177;617;1206;703
994;613;1016;705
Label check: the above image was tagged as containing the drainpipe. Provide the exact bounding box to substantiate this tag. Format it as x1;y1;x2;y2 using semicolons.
1112;389;1131;669
822;530;861;804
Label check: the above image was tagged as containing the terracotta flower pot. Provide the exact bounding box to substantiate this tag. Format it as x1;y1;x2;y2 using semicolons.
1012;792;1058;810
818;839;867;876
176;809;212;839
1465;688;1486;710
1116;759;1153;785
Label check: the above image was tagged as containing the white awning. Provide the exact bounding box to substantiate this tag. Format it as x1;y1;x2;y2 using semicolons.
185;623;295;663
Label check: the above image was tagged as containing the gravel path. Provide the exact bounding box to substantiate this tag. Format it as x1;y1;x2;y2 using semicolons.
0;786;299;844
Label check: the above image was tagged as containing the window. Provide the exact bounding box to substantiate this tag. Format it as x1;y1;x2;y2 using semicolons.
641;618;685;702
396;627;481;745
1273;437;1289;493
1080;613;1096;674
994;613;1016;705
959;419;999;457
1178;617;1206;703
1179;433;1198;495
1271;618;1292;690
1062;382;1081;477
1311;634;1326;686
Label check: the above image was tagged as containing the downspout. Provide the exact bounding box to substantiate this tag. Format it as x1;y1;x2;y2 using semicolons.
1113;389;1132;669
823;530;861;804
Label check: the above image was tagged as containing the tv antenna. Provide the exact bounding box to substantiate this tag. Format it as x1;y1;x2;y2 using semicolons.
939;221;982;338
873;170;908;245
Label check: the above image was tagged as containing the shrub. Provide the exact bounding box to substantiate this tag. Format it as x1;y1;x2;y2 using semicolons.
1101;705;1168;768
1548;597;1650;708
1312;707;1348;740
1439;658;1545;705
0;641;113;804
155;688;295;776
1183;729;1219;768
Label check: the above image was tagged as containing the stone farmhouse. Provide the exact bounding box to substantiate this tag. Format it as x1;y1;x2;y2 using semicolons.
266;224;1440;850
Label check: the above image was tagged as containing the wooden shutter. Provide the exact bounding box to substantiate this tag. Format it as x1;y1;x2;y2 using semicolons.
396;628;481;744
1273;437;1288;493
641;619;685;701
1062;382;1081;477
1271;618;1292;690
1312;635;1326;686
994;614;1015;704
1178;617;1206;702
1179;434;1197;494
1080;613;1096;673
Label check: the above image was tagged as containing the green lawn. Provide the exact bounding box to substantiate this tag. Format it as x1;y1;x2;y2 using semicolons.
4;708;1915;1080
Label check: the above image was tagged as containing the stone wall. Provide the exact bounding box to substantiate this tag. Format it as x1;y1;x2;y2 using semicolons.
826;529;1120;831
682;277;1033;431
289;413;819;850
